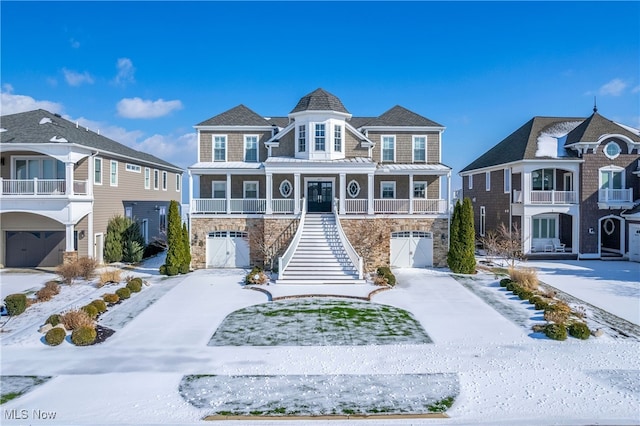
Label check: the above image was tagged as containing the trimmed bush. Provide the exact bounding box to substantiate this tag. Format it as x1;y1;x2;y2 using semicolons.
102;293;120;305
505;281;516;292
81;304;99;319
45;327;66;346
544;323;567;341
568;322;590;340
245;267;268;285
515;288;533;301
376;266;396;286
4;294;27;316
529;296;550;311
71;326;97;346
115;287;131;300
126;277;143;293
499;278;512;287
60;309;93;331
90;299;107;313
544;303;571;324
45;314;61;327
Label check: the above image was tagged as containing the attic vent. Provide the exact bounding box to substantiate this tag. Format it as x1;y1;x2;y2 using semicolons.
50;136;68;143
39;117;53;125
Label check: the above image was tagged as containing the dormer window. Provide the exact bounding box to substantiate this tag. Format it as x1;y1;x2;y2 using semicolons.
298;125;306;152
315;124;326;151
604;141;621;159
334;124;342;152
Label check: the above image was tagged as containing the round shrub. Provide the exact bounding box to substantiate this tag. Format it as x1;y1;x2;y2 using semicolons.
115;287;131;300
45;314;61;327
4;293;27;316
45;327;66;346
499;278;512;287
81;304;98;319
544;323;567;341
90;299;107;313
102;293;119;305
126;279;143;293
71;326;97;346
517;289;534;301
568;322;590;340
544;303;571;324
505;281;516;292
529;296;550;311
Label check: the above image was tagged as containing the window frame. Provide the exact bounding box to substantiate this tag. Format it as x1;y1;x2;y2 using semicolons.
212;181;226;199
213;135;227;162
412;135;426;163
532;168;554;191
162;171;168;191
279;179;293;198
153;169;159;190
533;216;557;239
381;135;396;162
159;206;167;233
244;134;259;162
599;166;624;190
479;206;486;237
485;171;491;191
334;124;342;152
298;125;306;153
468;174;473;190
94;157;103;185
314;123;326;151
347;180;361;198
604;141;622;159
413;182;427;199
110;160;118;187
380;181;396;199
125;163;141;173
243;181;259;199
175;173;181;192
504;168;511;194
144;167;150;189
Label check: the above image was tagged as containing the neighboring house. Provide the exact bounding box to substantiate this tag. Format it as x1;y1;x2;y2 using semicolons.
188;88;451;275
0;109;183;267
460;109;640;262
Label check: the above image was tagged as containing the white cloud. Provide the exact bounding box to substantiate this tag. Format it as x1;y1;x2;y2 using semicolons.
598;78;627;96
132;132;197;168
112;58;135;86
0;84;64;115
63;68;95;86
117;97;183;119
632;85;640;94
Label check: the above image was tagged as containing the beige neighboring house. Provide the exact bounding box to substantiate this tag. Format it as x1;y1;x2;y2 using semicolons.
189;89;451;281
0;109;183;267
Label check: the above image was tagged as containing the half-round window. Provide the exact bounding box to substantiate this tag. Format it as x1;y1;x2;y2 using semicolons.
279;179;292;198
347;180;360;198
604;141;621;159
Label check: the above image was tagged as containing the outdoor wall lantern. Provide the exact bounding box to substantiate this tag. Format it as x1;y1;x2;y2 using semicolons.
79;230;85;239
589;227;595;235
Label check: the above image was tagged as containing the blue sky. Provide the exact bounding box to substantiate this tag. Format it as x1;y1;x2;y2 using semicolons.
2;1;639;192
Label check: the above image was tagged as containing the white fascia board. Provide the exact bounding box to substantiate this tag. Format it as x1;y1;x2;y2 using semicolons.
194;125;274;132
345;122;374;147
459;158;583;176
288;110;352;120
359;125;446;132
265;122;295;145
264;163;376;174
459;160;524;176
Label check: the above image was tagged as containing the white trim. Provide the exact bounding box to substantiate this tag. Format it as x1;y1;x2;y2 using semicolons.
479;206;486;237
485;171;491;191
279;179;293;198
360;125;445;132
297;124;306;153
413;181;427;199
604;140;622;159
125;163;141;173
334;123;342;152
153;169;159;190
468;174;473;190
212;181;226;199
94;157;103;185
162;171;168;191
110;160;118;187
213;134;228;162
175;173;181;192
314;123;326;152
244;134;259;162
144;167;151;189
347;179;361;198
380;181;396;199
381;135;396;163
599;165;625;189
412;135;427;163
243;180;259;199
303;177;335;203
195;125;273;131
504;168;511;193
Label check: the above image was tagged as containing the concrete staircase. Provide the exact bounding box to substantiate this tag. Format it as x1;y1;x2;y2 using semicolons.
276;214;365;285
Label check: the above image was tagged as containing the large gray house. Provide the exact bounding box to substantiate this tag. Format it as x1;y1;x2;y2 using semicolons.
460;109;640;262
188;89;451;282
0;109;183;267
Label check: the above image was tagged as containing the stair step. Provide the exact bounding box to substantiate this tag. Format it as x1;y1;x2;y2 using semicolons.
275;279;366;285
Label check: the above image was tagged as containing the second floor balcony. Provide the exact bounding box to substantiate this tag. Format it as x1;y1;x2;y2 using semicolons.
598;188;634;209
513;190;578;205
1;178;90;197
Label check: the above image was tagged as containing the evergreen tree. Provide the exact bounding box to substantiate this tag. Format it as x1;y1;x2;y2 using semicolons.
104;216;129;263
458;197;477;273
122;221;145;263
180;222;191;274
447;200;462;272
161;201;182;275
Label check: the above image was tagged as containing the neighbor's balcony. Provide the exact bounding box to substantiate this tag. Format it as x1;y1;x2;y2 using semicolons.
1;178;90;196
598;188;633;209
512;190;578;204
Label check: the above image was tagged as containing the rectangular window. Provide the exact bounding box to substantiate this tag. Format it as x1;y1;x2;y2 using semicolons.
315;124;325;151
159;206;167;233
486;171;491;191
162;171;167;190
153;169;159;190
244;135;258;162
600;170;623;189
212;182;226;199
413;182;426;198
125;163;141;173
533;217;557;239
125;206;133;219
382;136;395;162
480;206;486;237
468;174;473;190
298;125;306;152
144;167;150;189
213;135;226;162
532;169;554;190
176;173;181;192
94;158;102;185
504;169;511;193
413;136;426;162
243;181;258;199
110;160;118;186
381;181;396;199
334;125;342;152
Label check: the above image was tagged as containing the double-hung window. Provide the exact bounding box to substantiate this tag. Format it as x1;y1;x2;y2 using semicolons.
413;182;426;198
243;181;258;199
94;158;102;185
413;136;426;162
162;171;167;190
212;182;226;199
485;172;491;191
213;136;226;162
144;167;150;189
298;125;306;152
382;136;395;162
244;135;258;162
110;161;118;186
381;181;396;199
159;206;167;233
334;125;342;152
153;170;159;190
175;173;181;192
315;124;325;151
504;169;511;193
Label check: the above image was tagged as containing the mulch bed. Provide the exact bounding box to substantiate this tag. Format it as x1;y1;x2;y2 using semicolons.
93;325;115;345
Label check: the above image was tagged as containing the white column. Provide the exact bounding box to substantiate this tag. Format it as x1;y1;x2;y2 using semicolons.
446;172;451;249
367;173;375;215
572;210;580;255
408;174;414;214
88;155;94;196
226;172;231;214
266;173;273;215
339;173;346;215
523;214;532;254
65;162;75;195
87;212;94;259
188;170;194;213
65;223;75;251
522;170;532;205
294;173;301;214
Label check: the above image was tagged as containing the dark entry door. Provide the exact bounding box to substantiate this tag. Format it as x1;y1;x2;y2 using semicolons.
307;181;332;213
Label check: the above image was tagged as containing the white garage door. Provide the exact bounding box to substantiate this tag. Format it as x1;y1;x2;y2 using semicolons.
206;231;250;268
390;231;433;268
629;224;640;263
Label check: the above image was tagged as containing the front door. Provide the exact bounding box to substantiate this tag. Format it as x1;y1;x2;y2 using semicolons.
307;181;332;213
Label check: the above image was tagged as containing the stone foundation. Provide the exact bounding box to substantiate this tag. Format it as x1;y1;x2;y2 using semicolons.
62;251;79;265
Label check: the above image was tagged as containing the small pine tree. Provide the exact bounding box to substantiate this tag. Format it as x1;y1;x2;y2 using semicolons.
447;200;462;272
122;220;145;263
162;201;182;276
181;222;191;273
104;216;129;263
458;197;477;273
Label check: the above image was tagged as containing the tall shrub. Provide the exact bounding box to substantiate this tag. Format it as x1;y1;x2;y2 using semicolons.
447;198;476;274
161;201;182;276
104;216;128;263
181;222;191;273
447;200;462;272
122;220;145;263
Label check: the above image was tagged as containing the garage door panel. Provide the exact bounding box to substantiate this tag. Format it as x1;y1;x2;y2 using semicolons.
206;231;249;268
5;231;65;267
390;231;433;268
630;224;640;263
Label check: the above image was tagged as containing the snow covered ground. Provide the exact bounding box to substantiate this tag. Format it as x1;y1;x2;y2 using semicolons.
0;257;639;425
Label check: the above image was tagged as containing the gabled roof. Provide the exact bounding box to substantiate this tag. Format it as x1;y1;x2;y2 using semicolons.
360;105;443;127
565;111;640;145
0;109;181;171
197;104;271;126
290;88;349;114
460;116;584;173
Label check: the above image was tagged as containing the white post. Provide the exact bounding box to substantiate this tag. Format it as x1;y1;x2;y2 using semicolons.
66;161;75;195
294;173;301;214
408;174;414;214
266;173;273;214
367;173;375;214
65;223;75;252
87;211;94;259
339;173;346;215
188;170;194;213
523;214;532;254
226;172;231;214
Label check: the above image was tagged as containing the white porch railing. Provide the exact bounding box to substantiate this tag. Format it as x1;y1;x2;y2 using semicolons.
192;198;226;213
412;199;447;213
229;199;266;213
530;190;578;204
1;178;90;196
333;199;363;280
373;199;411;214
599;188;633;203
271;198;295;213
344;199;368;213
278;198;306;280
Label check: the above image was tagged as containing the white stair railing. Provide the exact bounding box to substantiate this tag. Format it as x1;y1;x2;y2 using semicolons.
278;198;306;280
333;199;363;280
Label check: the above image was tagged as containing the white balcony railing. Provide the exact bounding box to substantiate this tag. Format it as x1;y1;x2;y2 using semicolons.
1;178;90;196
278;198;306;280
193;198;226;213
530;190;578;204
412;199;447;213
373;199;411;214
271;198;295;213
344;199;368;213
599;188;633;203
229;199;266;213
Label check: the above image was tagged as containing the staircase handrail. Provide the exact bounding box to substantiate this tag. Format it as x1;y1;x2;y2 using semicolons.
278;198;306;280
333;198;364;280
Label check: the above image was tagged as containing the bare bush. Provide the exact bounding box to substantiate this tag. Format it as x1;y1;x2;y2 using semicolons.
56;262;81;284
60;309;94;331
508;267;539;292
544;302;571;324
35;281;60;302
483;223;527;268
539;287;557;299
98;269;122;286
76;257;98;280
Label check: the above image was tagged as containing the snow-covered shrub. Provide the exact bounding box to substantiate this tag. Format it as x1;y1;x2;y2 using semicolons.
245;267;268;285
126;277;143;293
544;323;567;341
115;287;131;300
568;322;590;340
45;327;66;346
4;294;27;316
102;293;119;305
81;304;98;320
544;302;571;324
61;309;93;331
45;314;61;327
90;299;107;313
71;326;97;346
